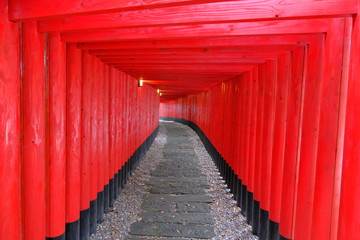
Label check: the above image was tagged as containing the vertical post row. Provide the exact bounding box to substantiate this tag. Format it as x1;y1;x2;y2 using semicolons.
1;9;160;238
159;18;354;239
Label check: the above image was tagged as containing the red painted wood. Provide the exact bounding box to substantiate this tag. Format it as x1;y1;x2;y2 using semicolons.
311;17;348;240
37;0;356;32
11;0;239;20
290;36;324;240
96;59;105;194
247;67;259;194
259;60;277;212
21;21;46;240
330;17;352;240
2;1;360;239
101;53;284;61
46;32;67;238
103;65;110;185
80;50;92;210
90;45;297;56
0;1;21;239
338;7;360;240
61;18;331;42
102;58;265;64
242;71;253;188
66;43;82;223
109;67;117;178
253;64;266;202
78;35;314;50
268;53;290;222
90;55;99;201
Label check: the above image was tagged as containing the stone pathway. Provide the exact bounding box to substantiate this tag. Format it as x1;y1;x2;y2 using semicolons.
90;121;257;240
126;123;216;239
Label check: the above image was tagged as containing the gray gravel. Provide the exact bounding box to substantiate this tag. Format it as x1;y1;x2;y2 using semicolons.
90;123;166;240
90;121;257;240
183;123;258;240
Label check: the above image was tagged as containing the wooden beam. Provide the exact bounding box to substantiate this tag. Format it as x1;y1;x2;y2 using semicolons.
10;0;230;20
91;45;298;56
78;35;317;49
62;18;331;42
37;0;356;32
119;66;253;73
122;72;235;80
103;58;265;64
99;52;283;60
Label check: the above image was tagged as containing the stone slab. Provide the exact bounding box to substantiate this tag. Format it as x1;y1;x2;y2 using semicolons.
143;194;213;203
177;202;211;213
129;222;215;239
139;212;214;224
141;200;176;212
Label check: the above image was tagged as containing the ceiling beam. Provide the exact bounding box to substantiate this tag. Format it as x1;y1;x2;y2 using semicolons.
77;34;318;49
10;0;233;20
99;52;283;60
90;45;297;56
61;18;331;42
37;0;356;32
103;58;265;64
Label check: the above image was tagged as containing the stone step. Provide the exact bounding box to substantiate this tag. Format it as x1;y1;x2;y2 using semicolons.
129;222;215;239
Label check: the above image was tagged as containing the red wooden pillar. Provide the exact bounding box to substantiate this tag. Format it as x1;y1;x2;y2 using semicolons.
103;65;110;213
80;50;92;238
109;67;117;199
89;55;98;233
248;67;259;226
259;60;277;238
66;43;82;237
338;10;360;240
253;63;266;235
46;32;67;239
290;36;324;240
269;53;291;228
243;72;252;191
117;71;123;177
21;21;46;240
0;1;21;239
96;59;105;223
311;17;351;240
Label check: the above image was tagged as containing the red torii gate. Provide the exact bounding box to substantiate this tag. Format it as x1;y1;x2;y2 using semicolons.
0;0;359;240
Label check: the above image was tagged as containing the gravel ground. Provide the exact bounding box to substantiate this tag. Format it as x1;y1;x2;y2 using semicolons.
90;124;166;240
184;124;258;240
90;121;257;240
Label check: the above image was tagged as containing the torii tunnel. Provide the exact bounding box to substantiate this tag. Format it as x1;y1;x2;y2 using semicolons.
1;0;360;239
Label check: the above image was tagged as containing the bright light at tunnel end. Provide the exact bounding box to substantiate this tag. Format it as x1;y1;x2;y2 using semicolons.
138;78;144;87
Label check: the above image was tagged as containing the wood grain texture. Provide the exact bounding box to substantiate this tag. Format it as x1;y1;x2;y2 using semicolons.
37;0;357;32
0;1;21;239
78;35;314;49
61;18;330;42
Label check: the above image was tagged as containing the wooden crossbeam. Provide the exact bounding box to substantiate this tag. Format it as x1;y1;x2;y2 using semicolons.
90;45;298;56
61;18;332;42
78;35;318;49
37;0;356;31
10;0;231;20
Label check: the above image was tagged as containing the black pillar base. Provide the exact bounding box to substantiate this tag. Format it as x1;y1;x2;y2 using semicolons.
89;199;97;235
80;208;90;240
66;220;80;240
